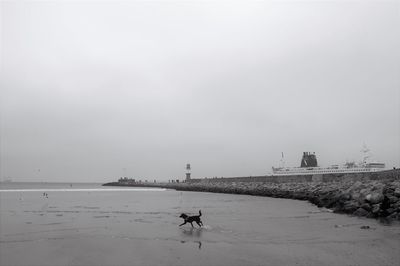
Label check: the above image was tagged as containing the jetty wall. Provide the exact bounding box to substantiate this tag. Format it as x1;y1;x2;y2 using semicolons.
188;169;400;184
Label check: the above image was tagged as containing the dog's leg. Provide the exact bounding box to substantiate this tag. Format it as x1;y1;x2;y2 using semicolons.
179;221;187;226
196;221;202;227
190;222;194;228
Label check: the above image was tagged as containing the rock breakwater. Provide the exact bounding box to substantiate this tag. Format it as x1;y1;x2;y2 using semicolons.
103;169;400;221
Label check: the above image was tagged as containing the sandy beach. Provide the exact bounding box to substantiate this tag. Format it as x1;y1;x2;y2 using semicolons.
1;183;399;266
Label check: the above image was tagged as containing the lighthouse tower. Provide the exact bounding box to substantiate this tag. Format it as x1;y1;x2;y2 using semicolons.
185;163;191;181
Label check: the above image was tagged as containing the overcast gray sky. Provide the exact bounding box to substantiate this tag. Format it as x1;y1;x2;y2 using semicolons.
1;1;399;183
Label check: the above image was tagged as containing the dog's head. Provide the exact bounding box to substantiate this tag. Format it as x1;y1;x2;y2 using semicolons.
179;213;188;219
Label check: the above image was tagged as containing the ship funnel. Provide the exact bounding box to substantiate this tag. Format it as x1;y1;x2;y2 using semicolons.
300;152;318;168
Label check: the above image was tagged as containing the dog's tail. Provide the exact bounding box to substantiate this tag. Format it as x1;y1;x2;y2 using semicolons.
199;210;202;217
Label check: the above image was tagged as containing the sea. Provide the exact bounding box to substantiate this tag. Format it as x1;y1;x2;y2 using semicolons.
1;182;399;266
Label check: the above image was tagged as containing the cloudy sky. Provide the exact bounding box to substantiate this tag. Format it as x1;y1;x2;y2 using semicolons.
1;1;399;183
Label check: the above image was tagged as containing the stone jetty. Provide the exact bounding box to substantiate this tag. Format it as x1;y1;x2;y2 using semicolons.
103;169;400;221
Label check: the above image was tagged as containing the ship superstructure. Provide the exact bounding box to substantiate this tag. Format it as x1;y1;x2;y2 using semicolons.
272;147;385;176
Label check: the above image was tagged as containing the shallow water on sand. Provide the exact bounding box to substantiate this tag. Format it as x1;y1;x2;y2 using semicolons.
1;183;399;266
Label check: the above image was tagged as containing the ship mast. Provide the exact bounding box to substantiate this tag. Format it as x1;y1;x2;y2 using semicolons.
280;152;285;168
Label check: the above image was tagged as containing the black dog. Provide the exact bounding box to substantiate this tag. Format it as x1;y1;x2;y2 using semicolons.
179;210;203;227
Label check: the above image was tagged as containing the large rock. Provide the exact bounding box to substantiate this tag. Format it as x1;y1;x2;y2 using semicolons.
386;208;395;215
392;202;400;212
365;192;384;204
350;181;363;190
360;188;370;195
371;204;381;215
394;188;400;197
350;181;366;191
338;192;351;201
351;192;362;202
343;200;360;213
361;203;372;212
353;208;369;217
387;195;399;204
371;182;384;192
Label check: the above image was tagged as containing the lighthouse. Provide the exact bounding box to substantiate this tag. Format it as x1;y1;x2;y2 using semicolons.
185;163;191;181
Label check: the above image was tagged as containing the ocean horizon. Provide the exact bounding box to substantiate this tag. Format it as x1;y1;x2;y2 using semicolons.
0;181;165;192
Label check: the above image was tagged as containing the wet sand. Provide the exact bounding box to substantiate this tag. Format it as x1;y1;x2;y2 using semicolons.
1;185;399;266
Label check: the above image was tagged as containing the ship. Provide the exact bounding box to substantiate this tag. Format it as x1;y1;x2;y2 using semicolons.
272;146;386;176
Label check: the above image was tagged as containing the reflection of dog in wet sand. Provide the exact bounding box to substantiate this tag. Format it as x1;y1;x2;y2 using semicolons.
179;210;203;227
